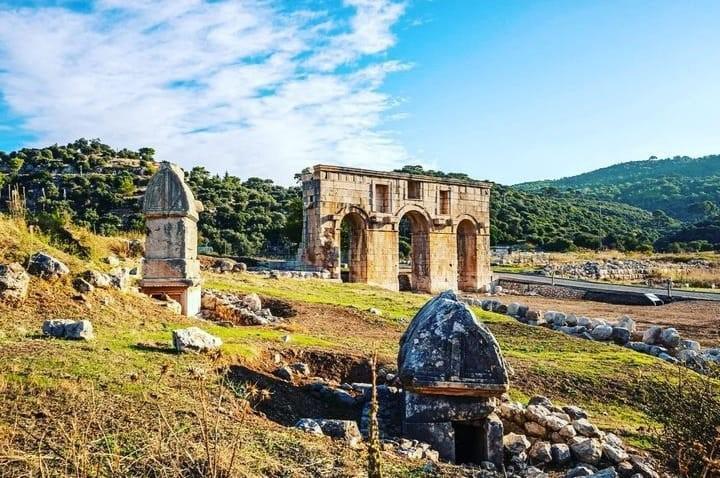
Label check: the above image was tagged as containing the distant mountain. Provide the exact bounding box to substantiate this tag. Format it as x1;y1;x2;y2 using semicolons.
516;155;720;222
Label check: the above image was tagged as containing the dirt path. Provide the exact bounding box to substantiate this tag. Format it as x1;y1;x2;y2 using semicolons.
500;294;720;345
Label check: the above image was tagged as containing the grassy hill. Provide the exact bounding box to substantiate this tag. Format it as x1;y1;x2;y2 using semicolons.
517;154;720;223
0;214;711;476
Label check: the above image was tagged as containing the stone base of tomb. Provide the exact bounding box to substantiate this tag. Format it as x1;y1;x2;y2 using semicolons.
140;279;201;316
402;391;504;468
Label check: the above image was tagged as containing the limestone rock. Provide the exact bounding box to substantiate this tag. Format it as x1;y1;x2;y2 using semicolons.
295;418;323;435
82;270;113;288
172;327;222;353
660;327;680;348
590;324;613;341
528;440;552;464
566;464;598;478
616;316;636;333
0;263;30;304
526;404;551;424
28;252;69;280
641;326;662;345
570;437;602;464
316;419;362;448
242;293;262;312
603;442;629;464
563;405;589;420
72;277;95;293
503;432;531;454
573;418;601;437
551;443;571;465
42;319;94;340
587;468;619;478
274;366;294;381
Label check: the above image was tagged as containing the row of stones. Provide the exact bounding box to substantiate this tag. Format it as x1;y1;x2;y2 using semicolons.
461;296;718;374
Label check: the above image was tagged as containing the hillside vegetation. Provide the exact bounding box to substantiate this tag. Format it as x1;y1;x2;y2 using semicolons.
0;214;705;476
517;155;720;251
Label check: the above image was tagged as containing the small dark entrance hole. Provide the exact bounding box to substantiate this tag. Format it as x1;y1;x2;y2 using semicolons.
453;422;485;465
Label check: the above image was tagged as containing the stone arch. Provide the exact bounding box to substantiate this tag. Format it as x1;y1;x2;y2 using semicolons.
394;204;434;229
456;218;478;291
338;210;368;283
398;209;431;293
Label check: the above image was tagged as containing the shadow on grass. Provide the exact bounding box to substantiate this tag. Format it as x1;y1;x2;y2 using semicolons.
131;342;177;355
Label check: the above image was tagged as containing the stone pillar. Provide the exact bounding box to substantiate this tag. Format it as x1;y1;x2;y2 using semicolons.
139;162;203;316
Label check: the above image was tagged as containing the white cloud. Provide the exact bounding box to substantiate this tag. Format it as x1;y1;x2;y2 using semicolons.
0;0;410;184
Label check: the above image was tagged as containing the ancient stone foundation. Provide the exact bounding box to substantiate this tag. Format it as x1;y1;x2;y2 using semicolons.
140;162;203;316
398;290;509;468
298;165;492;293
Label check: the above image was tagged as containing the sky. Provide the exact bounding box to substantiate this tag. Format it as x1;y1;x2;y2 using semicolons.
0;0;719;185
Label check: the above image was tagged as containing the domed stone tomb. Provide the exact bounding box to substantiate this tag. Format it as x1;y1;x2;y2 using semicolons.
140;162;203;316
398;290;509;468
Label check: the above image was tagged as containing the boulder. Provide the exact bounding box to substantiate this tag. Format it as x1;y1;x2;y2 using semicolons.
587;468;619;478
528;440;552;464
316;419;362;448
295;418;323;435
525;466;549;478
82;270;113;288
590;324;613;341
679;339;700;351
551;443;571;465
503;433;531;454
526;404;551;424
172;327;222;353
563;405;589;420
565;313;578;326
573;418;601;437
524;421;547;437
603;442;629;464
274;366;294;381
566;464;597;477
233;262;248;273
629;455;659;478
641;326;662;345
42;319;94;340
616;316;636;333
525;310;541;321
559;423;577;440
658;352;679;364
28;252;70;279
570;438;602;464
0;263;30;304
507;303;521;316
109;268;131;290
213;258;236;272
660;327;680;348
617;462;634;477
528;395;554;409
242;293;262;312
72;277;94;293
545;415;569;432
611;327;631;345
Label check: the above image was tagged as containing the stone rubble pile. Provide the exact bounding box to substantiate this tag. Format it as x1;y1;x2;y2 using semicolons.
540;259;711;282
200;290;282;326
462;296;718;375
258;269;332;280
499;395;658;478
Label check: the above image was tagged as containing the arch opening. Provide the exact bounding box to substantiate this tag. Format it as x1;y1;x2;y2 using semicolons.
340;212;367;283
398;210;431;292
457;219;477;291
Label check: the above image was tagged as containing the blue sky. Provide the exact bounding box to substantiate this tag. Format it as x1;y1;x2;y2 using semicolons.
0;0;719;184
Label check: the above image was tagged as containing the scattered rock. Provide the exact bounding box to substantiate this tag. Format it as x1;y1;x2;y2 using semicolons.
274;366;294;381
368;307;382;316
172;327;222;353
295;418;323;435
42;319;94;340
82;270;113;288
72;277;94;293
0;262;30;304
28;252;70;280
315;419;362;448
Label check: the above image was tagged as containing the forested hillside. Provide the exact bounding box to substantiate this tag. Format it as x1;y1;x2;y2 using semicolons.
517;154;720;222
0;141;705;255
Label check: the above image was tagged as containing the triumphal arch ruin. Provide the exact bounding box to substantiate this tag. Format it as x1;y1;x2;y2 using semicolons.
298;165;492;293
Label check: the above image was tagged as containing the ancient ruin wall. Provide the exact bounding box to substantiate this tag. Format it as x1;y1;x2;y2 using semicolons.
298;165;492;293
